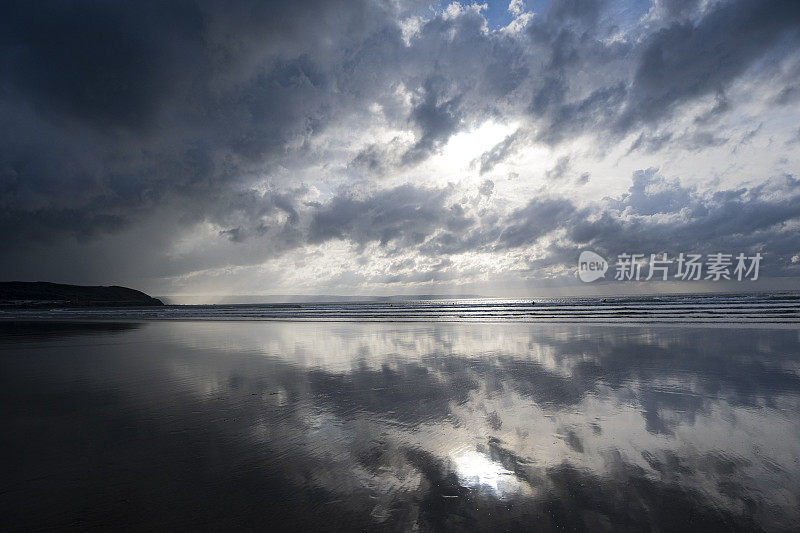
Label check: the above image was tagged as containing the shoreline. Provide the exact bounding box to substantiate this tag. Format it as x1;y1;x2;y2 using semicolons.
1;316;799;329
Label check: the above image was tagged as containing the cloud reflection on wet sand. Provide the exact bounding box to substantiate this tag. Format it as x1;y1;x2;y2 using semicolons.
1;321;799;531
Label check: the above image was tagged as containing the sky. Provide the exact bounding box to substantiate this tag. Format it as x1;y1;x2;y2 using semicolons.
1;0;800;299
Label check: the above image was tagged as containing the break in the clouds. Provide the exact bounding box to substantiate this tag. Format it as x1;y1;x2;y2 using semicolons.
1;0;799;296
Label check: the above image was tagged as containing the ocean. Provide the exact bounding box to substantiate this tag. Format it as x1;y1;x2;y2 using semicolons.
2;292;800;323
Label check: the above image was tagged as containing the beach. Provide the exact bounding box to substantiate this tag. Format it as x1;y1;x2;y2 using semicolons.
6;0;800;529
2;317;799;530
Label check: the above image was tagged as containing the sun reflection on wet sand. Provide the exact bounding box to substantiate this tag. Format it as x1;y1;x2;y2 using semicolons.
450;447;528;497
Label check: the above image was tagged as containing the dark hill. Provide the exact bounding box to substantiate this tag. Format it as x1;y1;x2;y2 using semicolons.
0;282;164;308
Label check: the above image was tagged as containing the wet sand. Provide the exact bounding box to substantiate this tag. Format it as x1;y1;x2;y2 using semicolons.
1;320;799;531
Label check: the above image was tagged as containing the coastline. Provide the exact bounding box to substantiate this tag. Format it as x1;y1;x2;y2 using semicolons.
0;293;798;325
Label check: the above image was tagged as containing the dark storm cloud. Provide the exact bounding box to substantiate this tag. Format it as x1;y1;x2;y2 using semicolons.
1;0;799;287
618;0;800;132
1;0;405;248
1;0;534;254
1;1;202;132
216;187;306;244
525;0;800;144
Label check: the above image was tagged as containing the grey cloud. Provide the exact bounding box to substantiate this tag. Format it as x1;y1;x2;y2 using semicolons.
348;140;405;177
530;76;568;116
545;156;571;180
775;84;800;105
607;168;695;216
569;172;800;276
535;84;628;145
629;127;730;155
416;194;581;257
525;0;800;145
304;183;581;259
4;0;541;250
308;183;472;250
687;130;730;150
2;0;799;289
476;130;523;175
215;187;306;244
1;0;406;247
628;131;674;154
693;93;730;125
389;258;416;272
544;156;589;185
497;197;580;248
6;166;800;287
619;0;800;132
654;0;703;19
393;7;531;166
1;1;202;133
305;169;800;282
547;0;604;26
732;123;763;152
401;79;464;166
